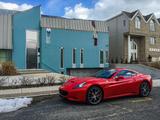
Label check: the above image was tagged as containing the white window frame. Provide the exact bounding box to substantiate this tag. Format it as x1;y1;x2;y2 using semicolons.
150;37;156;45
72;48;76;68
80;48;84;68
135;16;141;29
99;50;104;67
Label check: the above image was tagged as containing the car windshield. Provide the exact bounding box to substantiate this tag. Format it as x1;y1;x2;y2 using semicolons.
92;69;117;79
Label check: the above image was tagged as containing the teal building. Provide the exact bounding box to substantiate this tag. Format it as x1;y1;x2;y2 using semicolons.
0;6;109;75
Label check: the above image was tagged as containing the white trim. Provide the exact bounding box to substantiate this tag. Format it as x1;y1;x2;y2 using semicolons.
147;14;160;25
131;10;146;23
146;14;154;23
130;10;160;26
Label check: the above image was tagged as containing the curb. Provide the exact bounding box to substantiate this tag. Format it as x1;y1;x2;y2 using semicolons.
138;64;160;72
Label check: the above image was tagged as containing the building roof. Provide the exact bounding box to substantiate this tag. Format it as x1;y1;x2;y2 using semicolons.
0;8;18;15
143;14;153;21
108;9;160;24
157;18;160;23
41;15;108;32
122;10;138;18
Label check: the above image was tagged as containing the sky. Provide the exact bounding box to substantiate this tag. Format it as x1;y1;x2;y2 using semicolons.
0;0;160;20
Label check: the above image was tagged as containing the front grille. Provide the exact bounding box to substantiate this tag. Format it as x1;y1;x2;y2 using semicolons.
59;90;68;96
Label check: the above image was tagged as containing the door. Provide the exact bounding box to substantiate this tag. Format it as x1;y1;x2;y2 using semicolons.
26;30;39;69
105;70;137;98
130;40;138;61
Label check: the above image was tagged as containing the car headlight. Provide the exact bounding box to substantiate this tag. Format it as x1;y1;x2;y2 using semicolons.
73;82;86;89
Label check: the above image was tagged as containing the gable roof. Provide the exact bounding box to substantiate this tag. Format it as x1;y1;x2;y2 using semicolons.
157;18;160;23
143;14;153;21
123;10;138;18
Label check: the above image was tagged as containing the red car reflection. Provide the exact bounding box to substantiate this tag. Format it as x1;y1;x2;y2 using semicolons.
59;68;152;105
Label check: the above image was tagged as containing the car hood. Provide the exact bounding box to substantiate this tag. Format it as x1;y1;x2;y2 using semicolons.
63;77;106;86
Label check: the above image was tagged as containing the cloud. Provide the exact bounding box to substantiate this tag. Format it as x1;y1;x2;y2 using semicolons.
64;0;160;20
0;1;33;11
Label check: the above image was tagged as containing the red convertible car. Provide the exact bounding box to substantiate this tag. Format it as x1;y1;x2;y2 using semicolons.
59;68;152;105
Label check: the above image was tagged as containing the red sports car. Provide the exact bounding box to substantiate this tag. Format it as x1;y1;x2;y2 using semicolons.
59;68;152;105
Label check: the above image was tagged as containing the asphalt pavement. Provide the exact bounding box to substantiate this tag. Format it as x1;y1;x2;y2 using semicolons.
0;87;159;120
115;64;160;79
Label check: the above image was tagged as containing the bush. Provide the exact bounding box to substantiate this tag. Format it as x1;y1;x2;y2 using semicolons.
1;62;18;76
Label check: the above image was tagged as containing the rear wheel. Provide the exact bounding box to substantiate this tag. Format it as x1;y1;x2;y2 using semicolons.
140;81;150;97
86;86;103;105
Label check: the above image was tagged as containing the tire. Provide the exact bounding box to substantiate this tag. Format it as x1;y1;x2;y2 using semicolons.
86;86;103;105
140;81;150;97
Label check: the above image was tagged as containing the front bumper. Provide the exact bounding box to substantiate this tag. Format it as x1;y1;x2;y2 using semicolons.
59;86;87;102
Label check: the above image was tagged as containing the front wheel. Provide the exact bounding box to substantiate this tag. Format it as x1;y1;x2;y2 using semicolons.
140;81;150;97
86;86;103;105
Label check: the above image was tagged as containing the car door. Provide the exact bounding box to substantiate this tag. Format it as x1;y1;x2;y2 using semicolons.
105;70;137;98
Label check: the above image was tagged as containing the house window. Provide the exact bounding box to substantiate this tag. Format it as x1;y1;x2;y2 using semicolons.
60;48;64;68
135;16;141;29
46;28;51;44
123;20;126;26
80;49;84;64
150;20;155;31
150;37;156;45
72;48;76;65
100;50;104;64
0;50;11;62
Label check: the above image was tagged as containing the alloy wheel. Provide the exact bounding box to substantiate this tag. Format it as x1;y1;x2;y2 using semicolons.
140;81;150;97
87;86;103;105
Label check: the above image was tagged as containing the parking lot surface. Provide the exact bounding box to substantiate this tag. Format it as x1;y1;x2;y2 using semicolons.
0;88;159;120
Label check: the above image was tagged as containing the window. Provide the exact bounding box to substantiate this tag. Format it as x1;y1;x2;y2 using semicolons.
72;48;76;64
60;48;64;68
100;50;104;64
150;20;155;31
46;28;51;44
94;38;98;46
135;16;141;29
116;70;137;78
0;50;11;62
93;69;117;79
123;20;126;26
150;37;156;45
80;49;84;64
105;51;109;63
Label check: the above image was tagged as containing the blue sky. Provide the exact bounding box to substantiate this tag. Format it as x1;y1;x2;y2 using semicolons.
0;0;160;20
0;0;94;16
